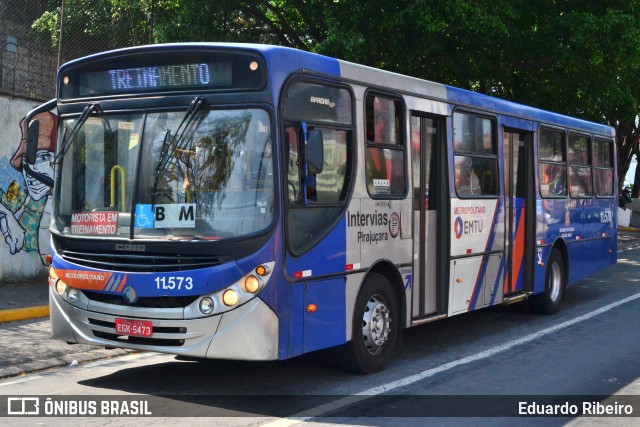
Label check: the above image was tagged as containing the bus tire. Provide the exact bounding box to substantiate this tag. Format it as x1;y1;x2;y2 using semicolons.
340;273;399;374
531;248;565;315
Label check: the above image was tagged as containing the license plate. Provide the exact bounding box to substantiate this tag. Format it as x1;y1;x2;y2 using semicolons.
115;318;153;337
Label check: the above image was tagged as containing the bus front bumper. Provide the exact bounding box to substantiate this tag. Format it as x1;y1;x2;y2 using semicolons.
49;287;279;361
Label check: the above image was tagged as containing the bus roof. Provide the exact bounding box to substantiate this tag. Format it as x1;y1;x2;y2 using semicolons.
58;42;614;137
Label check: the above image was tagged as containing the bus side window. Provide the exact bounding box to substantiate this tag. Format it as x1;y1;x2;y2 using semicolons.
365;94;405;198
453;111;498;198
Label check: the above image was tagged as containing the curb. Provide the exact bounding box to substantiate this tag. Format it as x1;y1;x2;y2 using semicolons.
0;305;49;324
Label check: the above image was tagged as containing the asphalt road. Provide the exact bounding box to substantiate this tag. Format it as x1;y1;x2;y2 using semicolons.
1;248;640;425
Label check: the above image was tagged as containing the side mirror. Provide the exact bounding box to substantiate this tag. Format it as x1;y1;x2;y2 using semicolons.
306;129;324;175
26;119;40;165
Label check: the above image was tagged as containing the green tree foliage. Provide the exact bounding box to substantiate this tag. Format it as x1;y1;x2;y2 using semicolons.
31;0;640;190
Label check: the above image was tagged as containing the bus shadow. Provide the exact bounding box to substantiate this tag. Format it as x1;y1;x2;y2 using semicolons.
76;270;640;420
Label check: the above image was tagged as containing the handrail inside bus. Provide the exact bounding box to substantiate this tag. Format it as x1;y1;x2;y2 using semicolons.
110;165;126;211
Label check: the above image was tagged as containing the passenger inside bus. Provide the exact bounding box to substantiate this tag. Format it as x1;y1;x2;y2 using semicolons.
285;125;317;202
545;164;565;196
455;157;479;196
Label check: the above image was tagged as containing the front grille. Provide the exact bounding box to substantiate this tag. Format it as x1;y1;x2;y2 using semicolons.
58;249;229;273
83;291;198;308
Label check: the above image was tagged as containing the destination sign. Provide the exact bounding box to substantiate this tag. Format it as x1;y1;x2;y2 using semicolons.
79;62;231;95
59;50;266;99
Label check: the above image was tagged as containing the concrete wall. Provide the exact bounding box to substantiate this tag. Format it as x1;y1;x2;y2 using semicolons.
0;95;53;282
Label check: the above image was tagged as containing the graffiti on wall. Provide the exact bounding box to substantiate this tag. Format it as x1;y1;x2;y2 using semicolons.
0;112;57;265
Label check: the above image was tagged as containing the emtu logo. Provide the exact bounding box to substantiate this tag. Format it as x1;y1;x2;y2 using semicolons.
454;217;464;239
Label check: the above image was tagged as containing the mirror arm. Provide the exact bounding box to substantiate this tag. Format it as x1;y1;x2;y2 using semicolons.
25;99;56;124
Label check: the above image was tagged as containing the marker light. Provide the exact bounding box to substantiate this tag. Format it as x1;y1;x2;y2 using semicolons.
222;289;239;307
200;297;215;314
255;265;267;276
243;275;260;293
249;61;259;71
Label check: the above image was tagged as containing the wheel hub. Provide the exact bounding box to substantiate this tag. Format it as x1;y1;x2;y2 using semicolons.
362;294;391;354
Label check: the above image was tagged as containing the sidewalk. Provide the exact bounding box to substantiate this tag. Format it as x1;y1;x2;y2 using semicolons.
617;208;640;251
0;277;133;379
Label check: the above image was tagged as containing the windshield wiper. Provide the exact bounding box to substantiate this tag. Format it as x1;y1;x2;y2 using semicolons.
156;96;206;172
54;102;101;164
152;96;206;205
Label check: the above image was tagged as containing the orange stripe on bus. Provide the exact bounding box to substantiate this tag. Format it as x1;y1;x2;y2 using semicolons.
510;208;526;293
116;275;128;293
504;207;526;295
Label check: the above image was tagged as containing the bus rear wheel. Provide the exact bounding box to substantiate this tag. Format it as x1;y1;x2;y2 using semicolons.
340;273;399;374
531;248;565;314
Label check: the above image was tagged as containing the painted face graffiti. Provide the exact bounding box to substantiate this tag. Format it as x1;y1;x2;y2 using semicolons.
0;111;57;263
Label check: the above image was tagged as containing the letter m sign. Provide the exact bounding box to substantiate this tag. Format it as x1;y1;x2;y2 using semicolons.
153;203;196;228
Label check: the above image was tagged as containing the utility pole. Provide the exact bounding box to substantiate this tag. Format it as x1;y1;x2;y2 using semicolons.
57;0;65;69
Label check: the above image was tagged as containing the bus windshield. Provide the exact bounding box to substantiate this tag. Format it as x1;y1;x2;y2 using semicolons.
52;108;274;241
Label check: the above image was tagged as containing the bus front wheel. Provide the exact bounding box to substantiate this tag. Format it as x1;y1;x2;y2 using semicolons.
531;248;565;315
341;273;399;374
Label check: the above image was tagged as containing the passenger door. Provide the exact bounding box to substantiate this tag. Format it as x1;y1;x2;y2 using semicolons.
410;113;447;319
503;129;534;295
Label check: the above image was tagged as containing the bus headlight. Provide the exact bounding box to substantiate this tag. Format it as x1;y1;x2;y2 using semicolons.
55;280;67;295
200;297;215;314
222;290;239;307
190;261;275;317
243;275;261;293
67;288;79;303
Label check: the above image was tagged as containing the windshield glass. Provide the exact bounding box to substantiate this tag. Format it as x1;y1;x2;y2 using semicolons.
52;109;274;241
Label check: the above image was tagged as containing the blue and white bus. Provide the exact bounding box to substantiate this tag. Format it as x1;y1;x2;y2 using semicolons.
30;43;616;373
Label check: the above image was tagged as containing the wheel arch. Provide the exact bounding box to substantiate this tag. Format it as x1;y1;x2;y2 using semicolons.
362;260;407;328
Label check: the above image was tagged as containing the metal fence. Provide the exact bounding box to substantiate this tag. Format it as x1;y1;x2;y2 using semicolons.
0;0;58;100
0;0;150;101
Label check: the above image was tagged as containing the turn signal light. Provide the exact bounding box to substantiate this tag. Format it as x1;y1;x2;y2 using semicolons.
255;265;267;276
